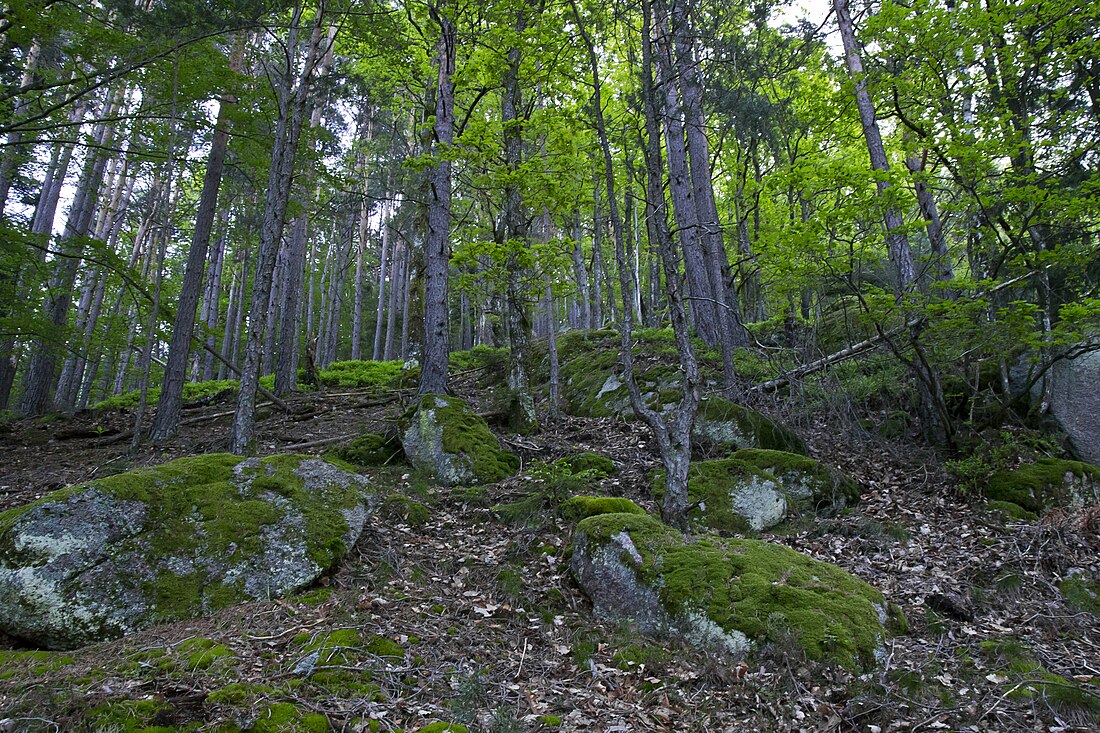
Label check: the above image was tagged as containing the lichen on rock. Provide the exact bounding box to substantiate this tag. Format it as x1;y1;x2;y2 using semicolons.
570;512;898;670
731;449;859;515
652;458;788;533
399;394;519;486
0;454;373;650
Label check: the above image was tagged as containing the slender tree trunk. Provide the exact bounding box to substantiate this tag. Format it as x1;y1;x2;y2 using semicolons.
418;0;456;395
383;238;401;361
834;0;917;290
372;201;392;360
231;8;325;453
502;11;536;433
572;0;699;529
653;12;719;348
19;115;111;417
151;57;238;440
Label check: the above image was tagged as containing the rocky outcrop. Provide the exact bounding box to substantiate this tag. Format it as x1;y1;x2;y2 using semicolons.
731;449;859;515
1041;350;1100;465
570;512;900;670
400;394;519;486
0;454;372;650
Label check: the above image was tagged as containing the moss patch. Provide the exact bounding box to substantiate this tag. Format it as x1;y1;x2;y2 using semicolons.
731;449;859;511
560;495;647;521
695;398;808;455
179;637;235;670
985;500;1038;521
293;628;362;667
413;724;469;733
404;394;519;485
573;513;893;670
986;458;1100;512
653;459;787;533
328;433;404;468
252;702;330;732
0;649;76;680
1061;576;1100;614
381;494;432;526
556;452;616;478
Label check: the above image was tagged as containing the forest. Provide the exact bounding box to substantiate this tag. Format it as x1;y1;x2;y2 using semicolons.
0;0;1099;731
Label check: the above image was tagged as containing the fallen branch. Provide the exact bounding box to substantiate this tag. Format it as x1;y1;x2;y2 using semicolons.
754;271;1038;392
282;433;358;451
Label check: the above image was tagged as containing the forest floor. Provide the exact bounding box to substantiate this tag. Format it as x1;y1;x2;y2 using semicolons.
1;371;1099;732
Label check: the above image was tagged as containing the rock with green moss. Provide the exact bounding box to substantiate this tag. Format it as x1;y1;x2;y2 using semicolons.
731;449;859;514
569;513;898;670
653;459;788;533
400;394;519;485
560;495;647;521
986;458;1100;513
693;398;807;456
328;433;404;468
0;454;373;649
556;451;616;478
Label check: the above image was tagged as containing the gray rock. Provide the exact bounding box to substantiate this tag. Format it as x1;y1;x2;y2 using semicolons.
0;454;372;649
1045;350;1100;465
399;394;518;486
569;512;899;670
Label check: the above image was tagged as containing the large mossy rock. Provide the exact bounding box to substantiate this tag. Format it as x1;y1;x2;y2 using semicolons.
693;398;807;456
732;449;859;514
986;458;1100;513
653;453;854;533
0;454;371;650
400;394;519;486
653;459;787;533
1039;350;1100;465
570;513;898;670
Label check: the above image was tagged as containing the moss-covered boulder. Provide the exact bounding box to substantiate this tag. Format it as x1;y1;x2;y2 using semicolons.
0;454;372;649
731;449;859;514
328;432;404;468
653;459;787;533
569;513;897;670
693;398;808;456
399;394;519;486
986;458;1100;513
560;495;647;521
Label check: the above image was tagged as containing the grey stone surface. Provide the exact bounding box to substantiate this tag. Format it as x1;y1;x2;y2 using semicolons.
0;455;372;649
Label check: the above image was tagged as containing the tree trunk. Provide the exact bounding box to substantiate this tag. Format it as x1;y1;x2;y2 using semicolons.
151;63;237;440
373;202;393;360
19;113;111;417
418;0;456;396
652;11;719;349
231;9;326;453
502;10;537;434
833;0;917;290
572;0;700;529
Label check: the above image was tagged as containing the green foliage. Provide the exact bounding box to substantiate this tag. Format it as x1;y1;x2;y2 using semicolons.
945;428;1067;497
315;360;405;390
494;456;611;524
328;433;404;468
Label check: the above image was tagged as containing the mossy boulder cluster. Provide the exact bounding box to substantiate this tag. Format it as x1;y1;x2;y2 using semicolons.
569;512;899;670
400;393;519;486
653;450;858;533
0;454;372;649
985;458;1100;513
